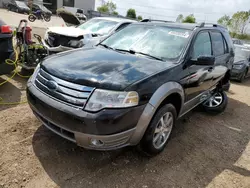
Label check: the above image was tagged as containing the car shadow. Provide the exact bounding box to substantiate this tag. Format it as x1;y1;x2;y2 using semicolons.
231;77;250;87
0;76;22;111
32;97;250;188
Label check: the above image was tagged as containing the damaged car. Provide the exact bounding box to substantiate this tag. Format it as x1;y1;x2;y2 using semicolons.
43;15;136;52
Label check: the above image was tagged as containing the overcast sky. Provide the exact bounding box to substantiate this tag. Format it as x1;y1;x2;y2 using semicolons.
96;0;250;22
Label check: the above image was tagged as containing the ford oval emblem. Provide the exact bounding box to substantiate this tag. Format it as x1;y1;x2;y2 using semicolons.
47;80;58;90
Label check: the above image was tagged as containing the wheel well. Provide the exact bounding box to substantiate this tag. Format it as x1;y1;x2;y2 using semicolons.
157;93;182;116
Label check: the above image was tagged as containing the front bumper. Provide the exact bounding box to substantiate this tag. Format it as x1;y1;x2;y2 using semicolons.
27;82;146;150
231;68;245;80
42;39;73;52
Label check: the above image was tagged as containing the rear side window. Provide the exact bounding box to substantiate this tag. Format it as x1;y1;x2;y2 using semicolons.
192;32;212;59
210;32;224;56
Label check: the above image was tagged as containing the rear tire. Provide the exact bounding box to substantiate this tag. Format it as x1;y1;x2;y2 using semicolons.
139;104;177;156
202;90;228;115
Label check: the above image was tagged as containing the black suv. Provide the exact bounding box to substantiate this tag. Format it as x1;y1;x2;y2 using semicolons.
27;21;234;155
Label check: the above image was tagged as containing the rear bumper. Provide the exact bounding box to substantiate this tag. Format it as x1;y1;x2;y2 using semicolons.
42;39;73;52
27;81;146;150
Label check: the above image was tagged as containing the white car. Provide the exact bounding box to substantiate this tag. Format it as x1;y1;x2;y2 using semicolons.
43;16;136;52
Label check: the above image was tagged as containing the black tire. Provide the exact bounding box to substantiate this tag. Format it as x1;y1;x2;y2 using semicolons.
202;90;228;115
44;15;51;22
239;69;248;83
139;104;177;156
28;15;36;22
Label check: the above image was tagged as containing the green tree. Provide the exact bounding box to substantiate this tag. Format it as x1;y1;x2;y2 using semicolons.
176;14;184;23
126;8;136;19
97;1;118;15
217;15;231;27
182;14;196;23
229;11;250;34
113;11;118;15
137;15;143;21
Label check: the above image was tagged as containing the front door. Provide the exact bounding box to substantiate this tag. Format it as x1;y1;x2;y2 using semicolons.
185;31;214;102
209;31;230;87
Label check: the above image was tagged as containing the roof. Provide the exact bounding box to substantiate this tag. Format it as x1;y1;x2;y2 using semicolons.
91;17;137;23
134;22;198;30
134;21;228;31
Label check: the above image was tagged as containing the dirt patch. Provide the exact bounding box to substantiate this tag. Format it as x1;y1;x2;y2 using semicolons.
1;74;250;188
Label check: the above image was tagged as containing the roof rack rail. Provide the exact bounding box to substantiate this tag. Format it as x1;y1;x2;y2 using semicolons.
197;22;227;29
141;19;174;23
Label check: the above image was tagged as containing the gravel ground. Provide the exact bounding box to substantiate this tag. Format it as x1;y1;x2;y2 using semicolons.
0;75;250;188
1;8;250;188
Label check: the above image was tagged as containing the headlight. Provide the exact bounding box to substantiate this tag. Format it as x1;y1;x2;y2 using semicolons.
233;64;244;69
85;89;139;112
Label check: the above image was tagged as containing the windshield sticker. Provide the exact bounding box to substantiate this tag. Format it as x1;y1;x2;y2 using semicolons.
168;31;189;38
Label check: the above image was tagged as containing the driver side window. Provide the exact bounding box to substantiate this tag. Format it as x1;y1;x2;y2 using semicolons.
192;32;212;59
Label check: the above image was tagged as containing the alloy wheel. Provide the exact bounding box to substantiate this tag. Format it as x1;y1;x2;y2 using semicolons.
153;112;173;149
204;92;223;108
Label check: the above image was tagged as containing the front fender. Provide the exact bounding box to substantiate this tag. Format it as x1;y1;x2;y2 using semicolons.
129;82;184;145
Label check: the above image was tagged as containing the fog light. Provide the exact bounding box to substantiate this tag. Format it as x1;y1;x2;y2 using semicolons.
90;139;104;146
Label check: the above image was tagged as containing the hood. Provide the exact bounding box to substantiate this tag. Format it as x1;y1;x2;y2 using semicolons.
47;26;89;37
57;10;81;26
41;47;174;90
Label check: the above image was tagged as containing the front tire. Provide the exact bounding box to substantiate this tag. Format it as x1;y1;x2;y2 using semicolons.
139;104;177;156
28;14;36;22
202;90;228;114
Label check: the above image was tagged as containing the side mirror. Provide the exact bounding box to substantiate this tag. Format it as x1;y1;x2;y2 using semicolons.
195;55;215;66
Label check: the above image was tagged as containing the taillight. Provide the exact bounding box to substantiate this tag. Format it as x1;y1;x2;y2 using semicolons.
1;25;12;34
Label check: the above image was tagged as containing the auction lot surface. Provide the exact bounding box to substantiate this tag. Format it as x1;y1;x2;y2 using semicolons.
1;9;250;188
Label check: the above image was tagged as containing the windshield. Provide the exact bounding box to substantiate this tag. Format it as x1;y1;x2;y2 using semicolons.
16;1;28;8
234;46;250;62
101;24;191;61
77;19;118;35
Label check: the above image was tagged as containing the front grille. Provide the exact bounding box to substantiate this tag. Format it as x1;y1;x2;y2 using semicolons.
47;32;83;47
34;68;94;108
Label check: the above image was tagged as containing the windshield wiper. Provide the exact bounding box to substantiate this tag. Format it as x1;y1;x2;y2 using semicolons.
115;49;164;61
99;44;114;50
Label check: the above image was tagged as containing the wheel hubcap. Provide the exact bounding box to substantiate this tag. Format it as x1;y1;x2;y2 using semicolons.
153;112;173;149
204;92;223;108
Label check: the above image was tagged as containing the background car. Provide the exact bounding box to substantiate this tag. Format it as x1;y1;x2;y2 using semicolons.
7;0;30;14
43;16;136;52
232;38;244;46
231;46;250;82
0;19;15;76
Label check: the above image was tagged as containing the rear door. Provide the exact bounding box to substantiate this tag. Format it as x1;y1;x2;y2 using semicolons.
209;31;230;86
